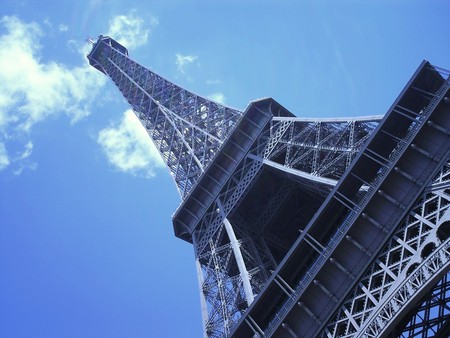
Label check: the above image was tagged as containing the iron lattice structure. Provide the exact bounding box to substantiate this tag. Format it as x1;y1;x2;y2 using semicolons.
88;36;241;199
88;36;450;338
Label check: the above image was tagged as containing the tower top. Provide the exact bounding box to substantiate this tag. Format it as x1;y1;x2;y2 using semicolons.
87;35;128;74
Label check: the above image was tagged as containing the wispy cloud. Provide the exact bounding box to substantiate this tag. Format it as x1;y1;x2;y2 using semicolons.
18;141;33;160
0;15;106;172
58;24;68;32
0;141;36;174
0;142;9;170
13;141;37;175
175;53;198;74
107;10;158;50
208;92;226;104
97;109;164;178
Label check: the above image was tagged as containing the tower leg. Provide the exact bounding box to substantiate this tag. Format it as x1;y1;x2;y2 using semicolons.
196;258;209;338
223;218;254;305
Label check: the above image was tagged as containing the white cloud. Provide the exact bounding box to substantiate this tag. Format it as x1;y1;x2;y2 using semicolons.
97;109;164;178
0;16;106;131
67;38;94;59
58;24;68;32
0;140;37;173
175;53;198;74
11;141;37;175
208;92;226;104
0;142;9;170
43;18;52;28
0;15;106;173
18;141;33;160
106;10;158;50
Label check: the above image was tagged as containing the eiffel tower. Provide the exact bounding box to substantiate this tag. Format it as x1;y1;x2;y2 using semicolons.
88;36;450;337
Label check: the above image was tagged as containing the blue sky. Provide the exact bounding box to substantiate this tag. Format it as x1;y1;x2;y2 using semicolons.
0;1;449;337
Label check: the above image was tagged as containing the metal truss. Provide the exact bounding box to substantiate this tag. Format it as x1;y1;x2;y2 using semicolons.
87;36;242;198
390;272;450;337
268;116;379;181
320;156;450;338
192;114;380;337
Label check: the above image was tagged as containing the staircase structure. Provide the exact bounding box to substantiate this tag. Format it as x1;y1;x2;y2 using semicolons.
88;36;450;337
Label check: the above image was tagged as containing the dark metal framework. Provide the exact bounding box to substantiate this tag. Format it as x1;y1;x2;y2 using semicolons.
88;36;450;338
389;272;450;338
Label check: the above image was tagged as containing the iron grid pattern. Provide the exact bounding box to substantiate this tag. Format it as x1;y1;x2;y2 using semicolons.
319;156;450;337
268;117;379;181
392;272;450;338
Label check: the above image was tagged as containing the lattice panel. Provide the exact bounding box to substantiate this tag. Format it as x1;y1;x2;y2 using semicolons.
320;157;450;338
269;118;379;181
390;272;450;337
